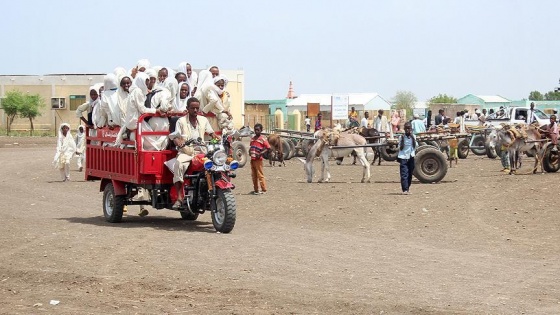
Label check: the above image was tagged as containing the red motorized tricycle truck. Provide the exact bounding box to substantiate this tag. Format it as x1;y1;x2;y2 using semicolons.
85;113;239;233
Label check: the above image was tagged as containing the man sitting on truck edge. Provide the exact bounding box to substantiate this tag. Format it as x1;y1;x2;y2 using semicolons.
169;97;220;210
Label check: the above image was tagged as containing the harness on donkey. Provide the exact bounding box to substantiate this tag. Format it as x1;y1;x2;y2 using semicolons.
316;128;341;157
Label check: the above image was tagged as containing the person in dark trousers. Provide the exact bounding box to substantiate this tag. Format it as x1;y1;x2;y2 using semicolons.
434;109;444;125
397;122;417;195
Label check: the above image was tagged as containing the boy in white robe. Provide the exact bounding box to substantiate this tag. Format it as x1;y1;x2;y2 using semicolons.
115;73;164;146
115;74;132;126
175;82;191;112
75;125;86;172
178;62;198;96
202;75;233;132
99;74;119;128
53;123;77;182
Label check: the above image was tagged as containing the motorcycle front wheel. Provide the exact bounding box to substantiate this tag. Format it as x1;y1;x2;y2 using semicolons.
212;189;237;233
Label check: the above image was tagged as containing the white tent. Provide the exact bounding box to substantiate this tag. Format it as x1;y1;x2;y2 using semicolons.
286;93;391;113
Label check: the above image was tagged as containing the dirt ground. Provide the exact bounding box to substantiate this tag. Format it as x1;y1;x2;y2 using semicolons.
0;135;559;315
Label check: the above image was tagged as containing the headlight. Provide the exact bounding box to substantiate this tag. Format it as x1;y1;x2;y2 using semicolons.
213;150;228;166
204;160;214;170
229;160;239;170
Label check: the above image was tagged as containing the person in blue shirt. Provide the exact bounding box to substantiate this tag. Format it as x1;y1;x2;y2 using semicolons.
411;113;426;135
397;122;418;195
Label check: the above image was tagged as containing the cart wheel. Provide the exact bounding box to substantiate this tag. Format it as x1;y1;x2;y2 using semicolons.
486;145;498;159
231;141;248;168
103;183;125;223
543;144;560;173
286;139;296;160
457;139;469;159
413;147;448;183
281;138;292;160
415;145;433;154
380;143;398;162
471;135;486;156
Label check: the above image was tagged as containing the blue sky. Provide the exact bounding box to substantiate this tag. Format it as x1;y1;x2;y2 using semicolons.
2;0;558;102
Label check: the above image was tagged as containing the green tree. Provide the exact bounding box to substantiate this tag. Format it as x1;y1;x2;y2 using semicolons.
19;93;45;136
2;90;25;133
428;93;457;104
393;90;417;119
544;90;560;101
528;90;544;101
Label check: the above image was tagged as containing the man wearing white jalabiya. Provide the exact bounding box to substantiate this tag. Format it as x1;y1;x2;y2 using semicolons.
53;123;77;182
75;125;86;172
99;74;119;128
178;62;198;96
374;109;390;133
202;75;233;132
169;97;220;210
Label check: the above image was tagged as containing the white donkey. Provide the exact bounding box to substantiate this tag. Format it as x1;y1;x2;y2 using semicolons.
303;128;371;183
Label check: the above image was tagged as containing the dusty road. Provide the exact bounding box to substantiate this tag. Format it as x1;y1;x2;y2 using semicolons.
0;136;559;314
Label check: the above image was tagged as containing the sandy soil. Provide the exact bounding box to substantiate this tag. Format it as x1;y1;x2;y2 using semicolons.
0;136;559;314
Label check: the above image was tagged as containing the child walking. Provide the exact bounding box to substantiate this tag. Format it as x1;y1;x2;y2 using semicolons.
249;123;271;195
397;122;417;194
75;125;86;172
53;123;77;182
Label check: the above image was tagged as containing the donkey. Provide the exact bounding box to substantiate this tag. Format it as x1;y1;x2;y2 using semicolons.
335;127;383;166
498;124;545;174
303;128;371;183
267;134;285;167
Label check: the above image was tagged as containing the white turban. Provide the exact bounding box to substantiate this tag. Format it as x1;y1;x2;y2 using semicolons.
145;68;158;79
137;59;151;70
134;72;149;95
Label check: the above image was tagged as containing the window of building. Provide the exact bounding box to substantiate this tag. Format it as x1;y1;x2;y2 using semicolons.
69;95;86;111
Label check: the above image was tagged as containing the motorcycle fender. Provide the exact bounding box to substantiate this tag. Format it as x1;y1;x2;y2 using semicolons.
215;179;234;190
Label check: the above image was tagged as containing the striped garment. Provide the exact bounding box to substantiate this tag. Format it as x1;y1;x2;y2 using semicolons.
250;135;271;160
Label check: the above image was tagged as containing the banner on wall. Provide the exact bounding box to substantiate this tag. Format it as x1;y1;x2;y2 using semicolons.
331;94;349;120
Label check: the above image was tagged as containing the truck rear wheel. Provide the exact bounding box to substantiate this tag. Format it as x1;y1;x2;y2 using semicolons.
103;183;125;223
212;189;236;233
413;147;448;183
